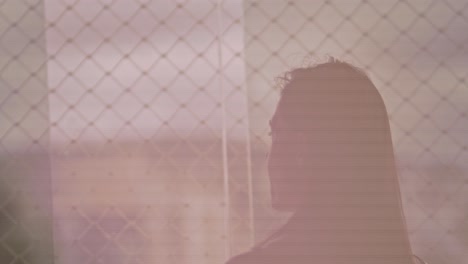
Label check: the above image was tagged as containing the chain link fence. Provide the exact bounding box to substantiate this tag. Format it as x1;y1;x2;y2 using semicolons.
1;0;467;264
244;1;468;264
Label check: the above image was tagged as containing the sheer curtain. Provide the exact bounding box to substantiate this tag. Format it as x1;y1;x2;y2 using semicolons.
1;1;467;264
0;0;54;263
2;0;252;263
44;0;252;263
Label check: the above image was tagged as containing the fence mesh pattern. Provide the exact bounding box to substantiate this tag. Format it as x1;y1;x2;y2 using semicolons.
0;0;467;264
244;1;468;264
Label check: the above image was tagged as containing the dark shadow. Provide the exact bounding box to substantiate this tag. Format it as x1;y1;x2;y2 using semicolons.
0;154;54;264
226;59;415;264
0;176;33;263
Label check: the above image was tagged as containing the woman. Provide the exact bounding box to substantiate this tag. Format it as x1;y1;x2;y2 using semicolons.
226;59;415;264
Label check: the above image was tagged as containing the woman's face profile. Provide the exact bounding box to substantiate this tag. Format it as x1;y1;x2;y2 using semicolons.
267;106;309;212
266;62;391;213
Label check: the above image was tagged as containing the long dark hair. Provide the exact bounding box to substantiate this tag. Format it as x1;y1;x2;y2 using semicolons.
257;59;414;263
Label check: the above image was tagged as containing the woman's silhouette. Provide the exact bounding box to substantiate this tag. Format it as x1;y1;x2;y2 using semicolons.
226;59;415;264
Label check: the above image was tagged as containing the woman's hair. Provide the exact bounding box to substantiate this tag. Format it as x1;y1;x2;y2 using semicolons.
272;58;383;132
276;57;368;96
258;58;414;263
271;58;392;168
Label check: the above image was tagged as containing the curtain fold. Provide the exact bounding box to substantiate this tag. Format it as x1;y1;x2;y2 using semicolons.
0;0;54;263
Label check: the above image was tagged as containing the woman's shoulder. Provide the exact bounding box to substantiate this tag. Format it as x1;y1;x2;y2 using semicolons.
225;250;256;264
225;248;270;264
225;253;249;264
224;233;307;264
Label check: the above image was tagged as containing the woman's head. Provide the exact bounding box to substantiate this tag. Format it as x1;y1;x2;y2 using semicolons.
268;59;396;212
